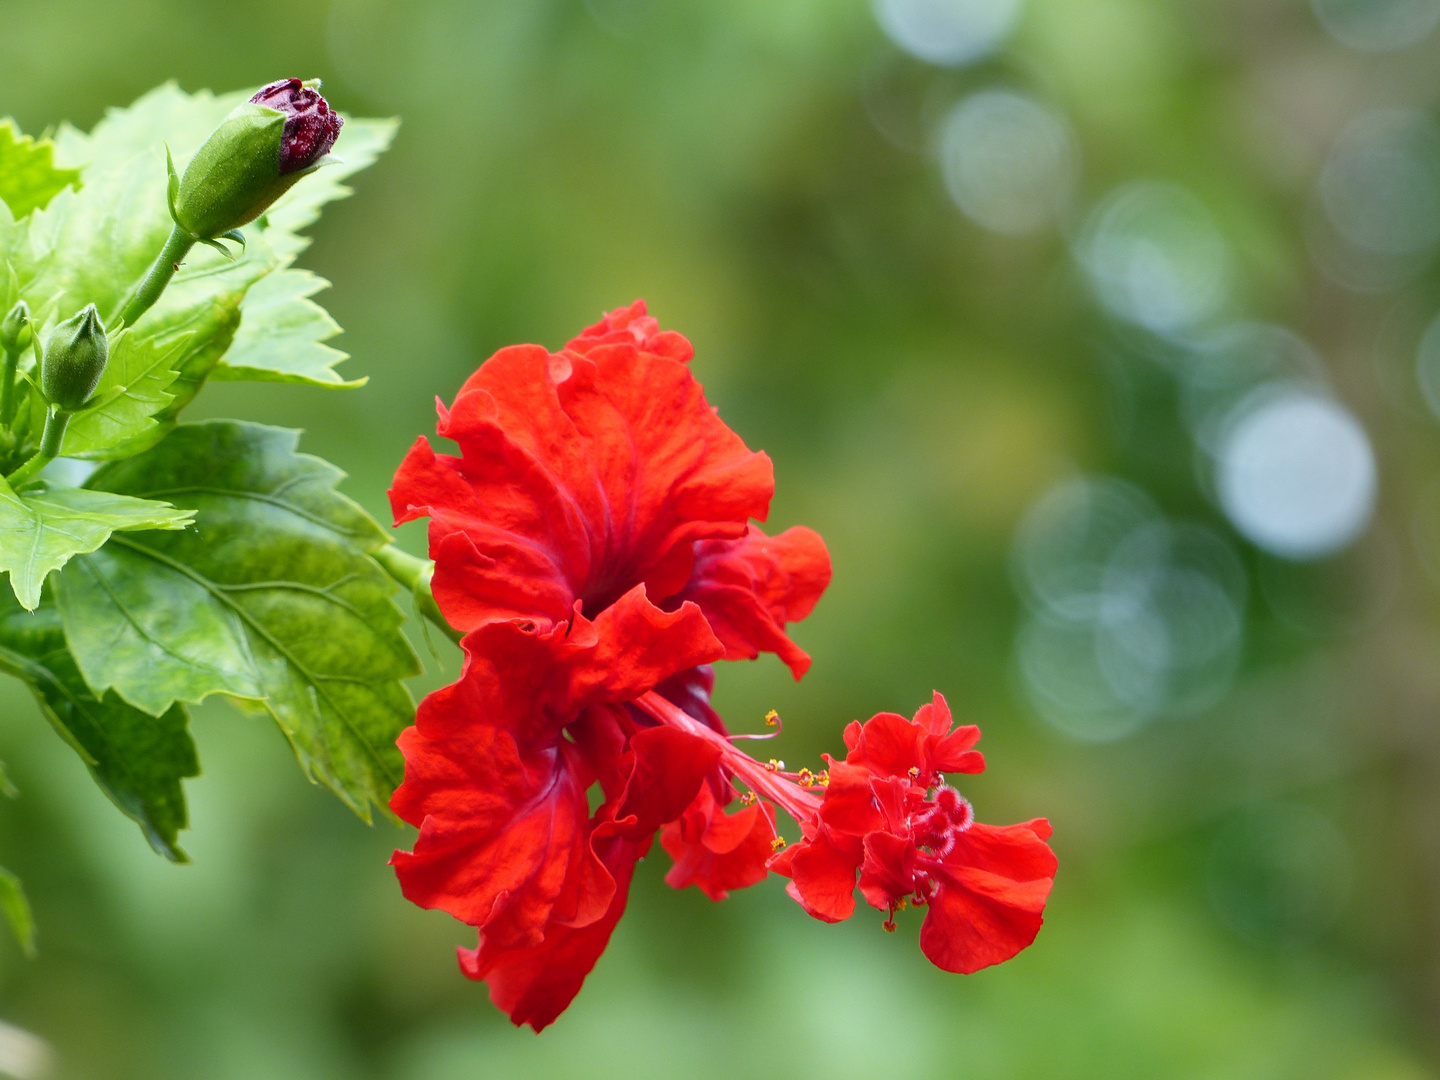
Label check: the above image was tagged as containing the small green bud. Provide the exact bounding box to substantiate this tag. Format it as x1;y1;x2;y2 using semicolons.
0;301;29;353
41;304;108;411
172;78;343;241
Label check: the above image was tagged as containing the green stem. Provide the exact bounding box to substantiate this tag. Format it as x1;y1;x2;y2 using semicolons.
373;544;464;645
5;409;69;488
0;346;19;427
114;225;196;329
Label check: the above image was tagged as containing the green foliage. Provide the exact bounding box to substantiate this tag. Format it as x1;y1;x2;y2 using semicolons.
0;588;196;860
0;866;34;957
56;421;420;820
0;81;401;870
0;85;394;448
0;472;192;610
0;121;79;220
61;328;187;456
212;269;364;387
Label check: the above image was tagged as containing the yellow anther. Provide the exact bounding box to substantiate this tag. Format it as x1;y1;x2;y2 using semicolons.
770;836;787;851
907;766;920;779
897;898;908;912
766;758;784;772
764;709;780;726
739;791;757;806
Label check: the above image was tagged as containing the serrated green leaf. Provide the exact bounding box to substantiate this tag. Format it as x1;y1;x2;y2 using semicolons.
213;269;364;387
0;121;79;219
0;865;34;956
61;328;186;456
52;83;246;174
0;475;193;610
0;84;393;430
0;589;197;861
56;421;420;820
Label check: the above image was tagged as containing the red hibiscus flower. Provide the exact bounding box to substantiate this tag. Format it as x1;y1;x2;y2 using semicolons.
389;302;1053;1031
390;303;830;1028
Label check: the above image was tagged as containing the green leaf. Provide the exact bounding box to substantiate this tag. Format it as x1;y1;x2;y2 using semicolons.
0;474;193;610
0;589;197;861
56;421;420;820
0;866;35;956
0;121;79;219
61;328;187;456
52;83;246;174
212;269;364;387
0;84;393;432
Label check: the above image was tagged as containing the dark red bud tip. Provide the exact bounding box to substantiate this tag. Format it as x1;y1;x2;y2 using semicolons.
249;78;343;175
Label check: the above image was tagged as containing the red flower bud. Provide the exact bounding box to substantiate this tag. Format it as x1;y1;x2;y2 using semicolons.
173;77;343;240
248;78;343;175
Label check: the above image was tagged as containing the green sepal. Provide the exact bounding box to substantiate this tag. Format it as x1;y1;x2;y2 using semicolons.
164;143;180;225
199;237;237;261
39;303;108;411
173;104;293;240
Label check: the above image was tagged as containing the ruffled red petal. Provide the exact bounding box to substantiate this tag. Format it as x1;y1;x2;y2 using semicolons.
390;719;598;947
660;783;777;901
389;339;772;633
845;692;984;779
671;525;831;679
813;758;884;837
858;830;918;911
919;820;1057;974
390;590;723;946
566;299;695;363
460;835;646;1032
603;725;721;840
782;826;862;922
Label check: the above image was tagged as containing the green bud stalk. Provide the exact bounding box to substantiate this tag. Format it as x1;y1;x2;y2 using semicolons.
0;300;30;427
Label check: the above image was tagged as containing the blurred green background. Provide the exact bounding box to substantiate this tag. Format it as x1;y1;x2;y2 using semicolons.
4;0;1440;1076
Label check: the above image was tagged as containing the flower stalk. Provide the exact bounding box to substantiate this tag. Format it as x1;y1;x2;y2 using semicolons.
5;408;70;488
114;224;195;330
374;544;464;646
0;301;31;428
